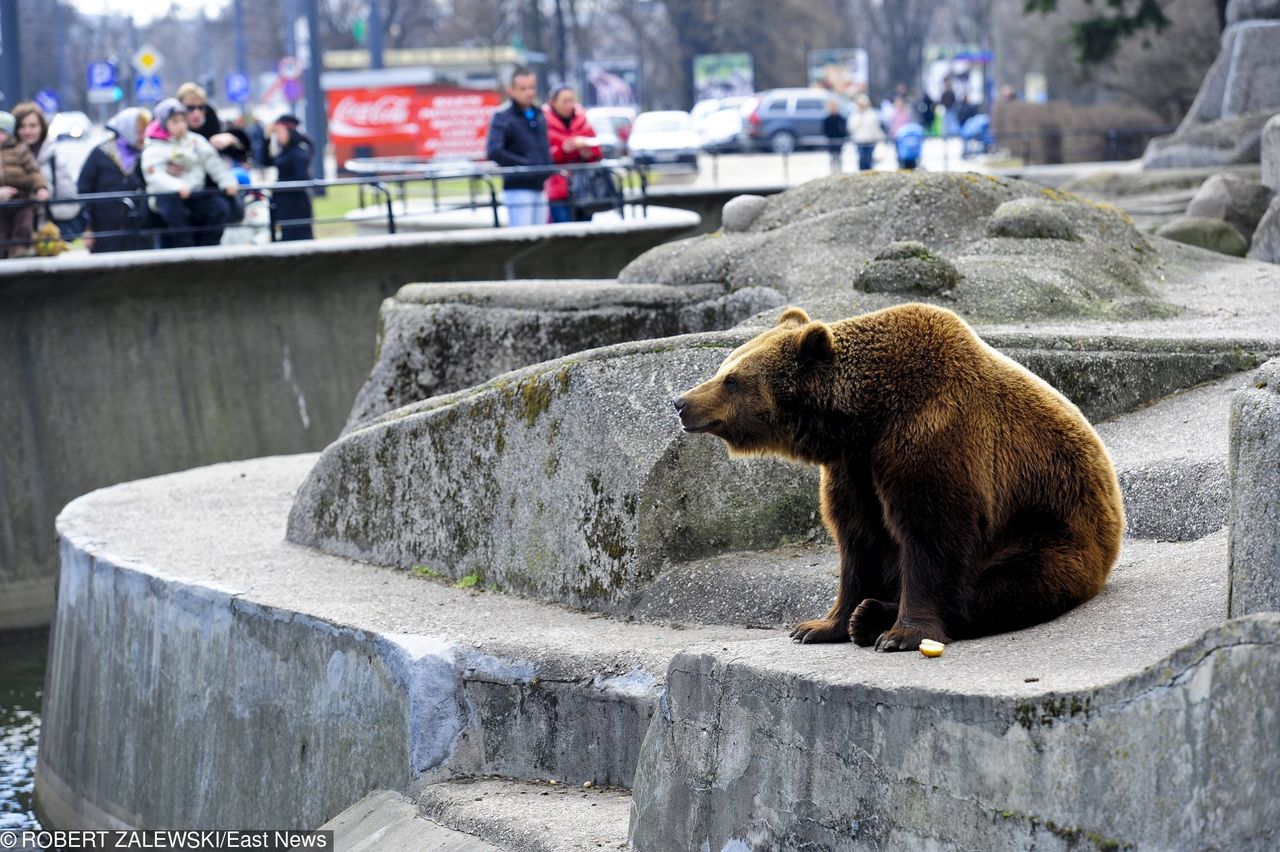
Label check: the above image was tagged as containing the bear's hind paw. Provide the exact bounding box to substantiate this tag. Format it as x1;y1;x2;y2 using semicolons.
789;618;851;644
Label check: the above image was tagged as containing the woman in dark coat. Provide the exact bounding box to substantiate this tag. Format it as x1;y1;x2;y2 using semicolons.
263;115;314;241
76;107;153;253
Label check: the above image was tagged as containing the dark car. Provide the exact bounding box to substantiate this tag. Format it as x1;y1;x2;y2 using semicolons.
741;88;850;154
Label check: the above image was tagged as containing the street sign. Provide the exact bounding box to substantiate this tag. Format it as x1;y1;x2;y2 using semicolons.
87;61;116;91
135;75;162;102
226;72;250;103
131;45;163;75
278;56;301;81
87;86;123;105
34;88;60;114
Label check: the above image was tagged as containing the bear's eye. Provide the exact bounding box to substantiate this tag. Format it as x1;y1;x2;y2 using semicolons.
723;375;739;390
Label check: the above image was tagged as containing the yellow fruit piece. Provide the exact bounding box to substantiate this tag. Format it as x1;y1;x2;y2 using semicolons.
919;639;945;658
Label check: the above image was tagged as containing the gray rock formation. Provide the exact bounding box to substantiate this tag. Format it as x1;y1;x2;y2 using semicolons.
343;280;784;432
1185;173;1274;242
720;194;768;232
1157;215;1250;256
1263;114;1280;189
1230;358;1280;615
1250;196;1280;262
1144;0;1280;168
620;172;1174;325
290;333;823;613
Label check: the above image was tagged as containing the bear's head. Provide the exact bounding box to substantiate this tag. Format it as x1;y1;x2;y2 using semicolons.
672;306;834;458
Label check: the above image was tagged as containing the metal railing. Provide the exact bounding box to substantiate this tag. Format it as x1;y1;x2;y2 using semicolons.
342;158;650;229
0;159;652;254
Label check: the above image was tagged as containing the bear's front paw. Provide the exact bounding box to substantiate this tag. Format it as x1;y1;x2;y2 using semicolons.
874;622;948;652
851;598;898;647
789;618;850;644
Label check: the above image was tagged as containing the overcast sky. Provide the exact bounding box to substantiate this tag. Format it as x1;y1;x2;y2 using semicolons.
69;0;231;26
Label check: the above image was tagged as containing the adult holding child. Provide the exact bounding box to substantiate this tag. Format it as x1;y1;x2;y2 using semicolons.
142;98;240;248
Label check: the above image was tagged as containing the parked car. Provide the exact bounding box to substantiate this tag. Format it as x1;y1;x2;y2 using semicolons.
740;88;850;154
585;107;636;158
627;110;700;180
692;97;747;152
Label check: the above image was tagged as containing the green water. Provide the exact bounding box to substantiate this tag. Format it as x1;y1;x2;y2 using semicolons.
0;633;45;830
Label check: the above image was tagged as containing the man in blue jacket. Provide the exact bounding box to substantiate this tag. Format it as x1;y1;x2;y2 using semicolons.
486;67;553;226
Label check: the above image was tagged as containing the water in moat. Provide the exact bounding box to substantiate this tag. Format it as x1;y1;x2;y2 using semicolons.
0;633;45;830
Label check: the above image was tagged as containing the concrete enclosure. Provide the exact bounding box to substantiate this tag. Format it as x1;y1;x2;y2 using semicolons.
0;219;696;632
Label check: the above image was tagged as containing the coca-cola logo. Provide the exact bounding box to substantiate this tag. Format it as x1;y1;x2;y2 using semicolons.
333;94;412;127
329;93;418;138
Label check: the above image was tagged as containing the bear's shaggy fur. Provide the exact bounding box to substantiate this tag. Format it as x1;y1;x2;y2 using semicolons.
673;304;1124;650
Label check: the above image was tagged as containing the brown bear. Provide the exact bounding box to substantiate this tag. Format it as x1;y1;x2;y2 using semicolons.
672;304;1124;651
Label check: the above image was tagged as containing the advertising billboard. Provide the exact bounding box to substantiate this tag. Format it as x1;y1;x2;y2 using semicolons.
581;59;640;108
807;48;868;98
326;84;503;164
693;53;753;102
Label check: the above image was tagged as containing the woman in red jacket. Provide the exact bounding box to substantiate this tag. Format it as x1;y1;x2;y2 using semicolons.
543;87;603;223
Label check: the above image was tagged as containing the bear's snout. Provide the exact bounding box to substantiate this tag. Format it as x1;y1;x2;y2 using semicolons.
672;396;689;416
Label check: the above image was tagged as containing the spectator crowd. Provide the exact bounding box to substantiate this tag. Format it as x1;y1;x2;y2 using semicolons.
0;81;315;258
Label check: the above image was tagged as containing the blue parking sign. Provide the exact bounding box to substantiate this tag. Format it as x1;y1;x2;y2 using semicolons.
135;75;163;102
226;72;250;103
87;61;116;90
34;89;60;115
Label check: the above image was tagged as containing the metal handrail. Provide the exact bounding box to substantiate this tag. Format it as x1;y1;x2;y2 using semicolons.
0;159;650;252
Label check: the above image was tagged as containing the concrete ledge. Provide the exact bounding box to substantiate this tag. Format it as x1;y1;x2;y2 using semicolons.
0;221;696;631
37;455;765;829
415;779;632;851
630;575;1280;849
322;790;502;851
347;201;699;235
345;280;784;431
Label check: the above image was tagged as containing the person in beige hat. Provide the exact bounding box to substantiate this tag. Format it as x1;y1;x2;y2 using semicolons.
0;110;49;257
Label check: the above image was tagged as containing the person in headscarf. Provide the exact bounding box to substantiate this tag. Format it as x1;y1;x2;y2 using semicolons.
77;107;153;253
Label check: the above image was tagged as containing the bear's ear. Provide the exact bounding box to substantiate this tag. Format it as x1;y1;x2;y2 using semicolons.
777;307;810;329
796;321;834;365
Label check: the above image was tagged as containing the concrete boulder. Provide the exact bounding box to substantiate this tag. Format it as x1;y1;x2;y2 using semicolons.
1230;358;1280;615
1157;215;1249;257
1144;111;1277;170
1185;173;1274;243
619;172;1172;325
343;280;784;432
986;197;1079;241
290;333;823;613
720;194;768;233
853;241;961;295
1251;196;1280;263
1263;114;1280;189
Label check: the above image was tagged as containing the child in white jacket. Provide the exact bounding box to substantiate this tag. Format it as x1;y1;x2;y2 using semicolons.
142;98;240;248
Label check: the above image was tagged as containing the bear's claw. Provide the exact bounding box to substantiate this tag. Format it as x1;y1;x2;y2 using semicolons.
789;618;850;644
874;623;948;652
